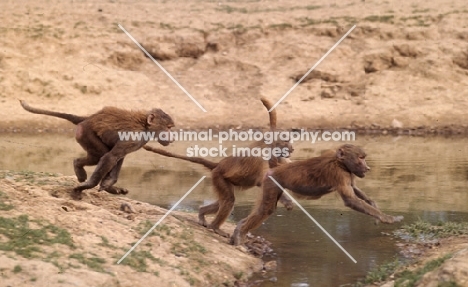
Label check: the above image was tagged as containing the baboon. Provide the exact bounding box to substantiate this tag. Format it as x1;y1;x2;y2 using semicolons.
230;144;404;245
20;100;174;199
143;97;294;237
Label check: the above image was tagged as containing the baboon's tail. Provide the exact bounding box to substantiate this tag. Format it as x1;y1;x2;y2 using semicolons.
143;145;219;170
19;100;87;125
260;97;277;129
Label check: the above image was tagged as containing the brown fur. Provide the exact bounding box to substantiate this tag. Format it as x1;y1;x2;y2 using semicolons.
230;144;404;245
144;97;293;238
20;100;174;199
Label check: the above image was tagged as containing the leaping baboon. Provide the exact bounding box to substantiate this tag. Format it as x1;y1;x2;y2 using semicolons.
143;97;294;238
230;144;404;245
20;100;174;199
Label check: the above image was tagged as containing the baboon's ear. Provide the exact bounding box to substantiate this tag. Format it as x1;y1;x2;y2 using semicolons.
336;148;345;159
147;114;156;125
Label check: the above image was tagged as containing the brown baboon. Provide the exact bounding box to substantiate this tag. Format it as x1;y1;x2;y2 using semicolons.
143;97;294;238
230;144;404;245
20;100;174;199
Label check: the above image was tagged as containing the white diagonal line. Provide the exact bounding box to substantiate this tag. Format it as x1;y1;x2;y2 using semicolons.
269;25;356;112
118;24;207;112
117;176;206;264
268;176;357;263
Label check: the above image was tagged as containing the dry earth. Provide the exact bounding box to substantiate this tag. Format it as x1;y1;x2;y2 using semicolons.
1;0;468;132
0;170;263;287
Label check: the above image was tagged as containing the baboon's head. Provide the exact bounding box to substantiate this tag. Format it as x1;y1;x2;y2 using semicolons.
336;144;370;178
147;109;175;146
273;140;294;158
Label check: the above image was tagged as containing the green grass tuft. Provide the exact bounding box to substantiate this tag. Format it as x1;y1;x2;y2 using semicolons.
0;215;75;258
69;253;106;273
395;254;452;286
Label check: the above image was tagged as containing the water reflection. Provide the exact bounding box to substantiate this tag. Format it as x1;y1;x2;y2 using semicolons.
1;133;468;286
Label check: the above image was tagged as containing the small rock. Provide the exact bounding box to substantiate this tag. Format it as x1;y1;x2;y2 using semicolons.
235;245;248;253
264;260;277;271
392;56;409;68
321;89;335;99
392;119;403;128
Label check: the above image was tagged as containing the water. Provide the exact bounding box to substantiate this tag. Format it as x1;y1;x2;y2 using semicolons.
1;133;468;286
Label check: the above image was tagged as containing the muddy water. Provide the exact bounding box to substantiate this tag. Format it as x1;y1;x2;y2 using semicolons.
2;133;468;286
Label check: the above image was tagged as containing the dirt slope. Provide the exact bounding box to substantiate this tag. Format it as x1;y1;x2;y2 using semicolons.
0;170;261;287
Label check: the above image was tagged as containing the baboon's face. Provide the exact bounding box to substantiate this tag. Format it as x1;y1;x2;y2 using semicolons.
147;109;174;146
337;144;370;178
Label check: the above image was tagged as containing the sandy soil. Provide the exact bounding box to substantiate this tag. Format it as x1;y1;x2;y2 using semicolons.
0;170;264;287
1;0;468;132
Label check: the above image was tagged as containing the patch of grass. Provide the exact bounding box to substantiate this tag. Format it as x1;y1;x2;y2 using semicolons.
0;190;14;211
46;251;62;260
234;271;244;280
438;282;460;287
0;215;75;258
401;15;423;21
51;260;66;273
356;255;453;286
172;229;207;257
217;4;321;14
27;24;48;39
227;23;246;33
53;28;65;39
136;221;171;238
269;23;293;30
395;254;452;286
297;17;340;27
74;21;86;29
412;8;430;13
175;265;198;285
79;85;87;94
397;220;468;240
186;276;196;285
98;236;117;249
217;5;248;14
303;5;321;10
118;250;165;272
2;171;59;186
205;272;212;280
160;22;175;30
69;253;106;273
13;265;22;274
363;15;394;23
400;15;432;27
193;257;209;267
356;258;403;285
